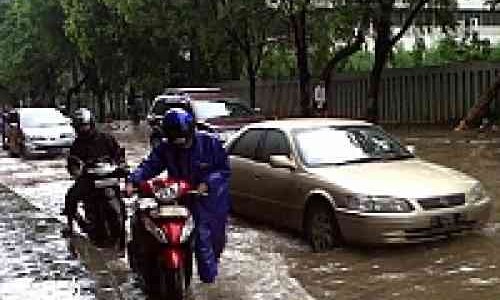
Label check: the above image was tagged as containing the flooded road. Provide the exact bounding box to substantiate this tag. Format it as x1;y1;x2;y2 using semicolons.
1;123;500;299
0;124;313;300
286;128;500;300
0;184;95;299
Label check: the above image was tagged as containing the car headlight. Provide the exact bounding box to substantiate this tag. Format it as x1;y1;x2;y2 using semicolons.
60;133;74;139
466;182;489;203
344;195;414;213
217;130;237;142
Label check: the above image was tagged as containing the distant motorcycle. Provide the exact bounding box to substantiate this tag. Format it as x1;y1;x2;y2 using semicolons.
70;151;128;250
128;177;201;300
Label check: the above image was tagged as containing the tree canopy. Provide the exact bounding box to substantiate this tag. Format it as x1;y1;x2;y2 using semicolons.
0;0;495;118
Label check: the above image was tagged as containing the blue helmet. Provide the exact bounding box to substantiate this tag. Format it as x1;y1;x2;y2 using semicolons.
162;108;195;145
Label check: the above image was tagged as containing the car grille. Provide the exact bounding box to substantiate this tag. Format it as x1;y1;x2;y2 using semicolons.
417;194;465;210
402;220;477;241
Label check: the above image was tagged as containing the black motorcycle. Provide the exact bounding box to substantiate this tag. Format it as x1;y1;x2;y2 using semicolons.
70;153;128;250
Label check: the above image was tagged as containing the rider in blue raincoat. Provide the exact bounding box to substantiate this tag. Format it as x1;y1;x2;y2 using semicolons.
126;108;231;283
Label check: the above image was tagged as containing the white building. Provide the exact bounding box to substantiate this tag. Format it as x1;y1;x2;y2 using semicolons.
267;0;500;50
392;0;500;50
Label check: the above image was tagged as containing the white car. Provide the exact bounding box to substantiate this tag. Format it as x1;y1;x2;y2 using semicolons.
4;108;75;157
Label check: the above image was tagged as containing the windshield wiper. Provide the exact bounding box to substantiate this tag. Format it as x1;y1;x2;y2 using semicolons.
314;156;384;167
382;153;415;160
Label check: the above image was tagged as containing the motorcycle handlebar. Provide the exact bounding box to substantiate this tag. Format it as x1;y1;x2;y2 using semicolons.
186;190;209;197
123;187;208;198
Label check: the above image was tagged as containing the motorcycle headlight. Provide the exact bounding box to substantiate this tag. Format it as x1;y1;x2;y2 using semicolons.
466;182;489;203
217;130;237;143
155;186;180;202
344;195;413;213
180;215;195;243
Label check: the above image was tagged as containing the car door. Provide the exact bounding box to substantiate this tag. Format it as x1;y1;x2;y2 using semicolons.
228;128;267;220
252;129;301;227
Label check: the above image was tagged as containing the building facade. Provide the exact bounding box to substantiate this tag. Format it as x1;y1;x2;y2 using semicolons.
393;0;500;50
266;0;500;50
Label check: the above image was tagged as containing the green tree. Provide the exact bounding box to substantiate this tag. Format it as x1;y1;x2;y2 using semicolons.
259;44;296;79
60;0;127;119
391;48;415;68
277;0;312;116
209;0;280;108
366;0;457;122
0;0;76;105
316;1;371;101
340;51;374;72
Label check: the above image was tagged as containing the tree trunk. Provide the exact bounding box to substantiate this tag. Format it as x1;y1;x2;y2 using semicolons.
96;88;106;123
366;47;389;123
291;5;311;117
230;42;241;80
320;37;364;110
455;76;500;130
248;63;256;109
190;0;201;85
366;7;392;123
66;74;88;112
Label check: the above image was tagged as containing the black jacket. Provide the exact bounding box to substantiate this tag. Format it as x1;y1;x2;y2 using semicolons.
67;129;121;173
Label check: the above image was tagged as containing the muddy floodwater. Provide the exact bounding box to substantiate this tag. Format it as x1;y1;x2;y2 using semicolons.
1;123;500;299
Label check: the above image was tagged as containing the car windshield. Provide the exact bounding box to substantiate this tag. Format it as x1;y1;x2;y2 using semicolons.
294;126;413;167
21;112;68;128
192;100;255;120
152;99;189;116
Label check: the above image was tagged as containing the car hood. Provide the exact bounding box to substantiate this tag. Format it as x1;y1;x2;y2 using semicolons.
22;125;75;138
202;115;265;131
307;158;477;198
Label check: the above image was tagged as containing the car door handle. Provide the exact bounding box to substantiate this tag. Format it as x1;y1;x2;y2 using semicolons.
253;173;262;180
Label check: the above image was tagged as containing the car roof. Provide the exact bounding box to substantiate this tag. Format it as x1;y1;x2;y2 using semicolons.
164;87;221;93
154;95;189;102
245;118;373;131
154;95;242;104
17;107;63;115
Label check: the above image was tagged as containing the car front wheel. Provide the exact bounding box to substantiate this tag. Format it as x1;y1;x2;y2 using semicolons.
20;143;30;159
305;201;343;252
1;135;7;150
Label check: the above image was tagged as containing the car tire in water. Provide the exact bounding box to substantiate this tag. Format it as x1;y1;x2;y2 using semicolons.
305;201;343;252
184;247;193;289
20;143;30;159
1;137;7;150
8;144;18;157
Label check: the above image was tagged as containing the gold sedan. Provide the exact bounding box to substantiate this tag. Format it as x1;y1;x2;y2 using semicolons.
227;119;493;251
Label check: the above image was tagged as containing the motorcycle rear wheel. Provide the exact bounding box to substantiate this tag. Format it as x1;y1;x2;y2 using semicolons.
158;268;185;300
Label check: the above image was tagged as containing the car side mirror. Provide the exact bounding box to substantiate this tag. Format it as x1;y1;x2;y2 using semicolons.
254;107;262;113
269;155;296;170
406;145;416;155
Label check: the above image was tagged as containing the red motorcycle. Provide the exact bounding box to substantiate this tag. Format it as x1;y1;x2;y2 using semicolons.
128;177;202;299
